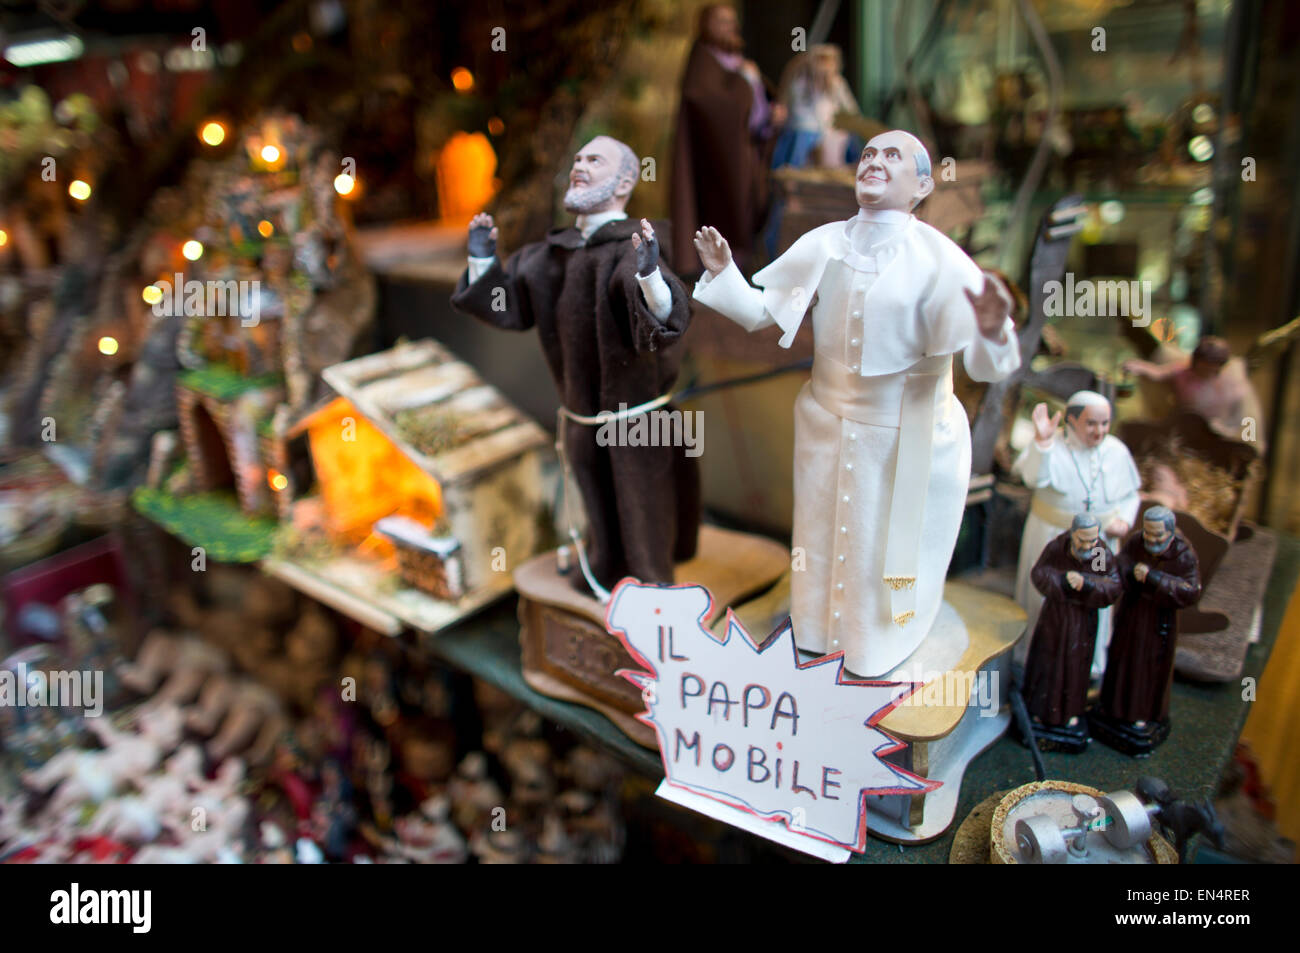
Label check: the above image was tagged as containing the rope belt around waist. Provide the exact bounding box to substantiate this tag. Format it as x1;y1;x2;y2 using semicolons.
556;391;675;427
810;352;953;627
554;391;675;603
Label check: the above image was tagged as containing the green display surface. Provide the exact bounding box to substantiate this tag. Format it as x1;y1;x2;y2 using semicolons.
132;489;279;563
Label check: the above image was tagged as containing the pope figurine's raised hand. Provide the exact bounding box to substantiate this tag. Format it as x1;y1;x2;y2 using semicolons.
692;128;1020;677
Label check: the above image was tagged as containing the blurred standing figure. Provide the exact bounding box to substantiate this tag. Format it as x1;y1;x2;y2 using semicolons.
773;45;860;169
672;3;783;276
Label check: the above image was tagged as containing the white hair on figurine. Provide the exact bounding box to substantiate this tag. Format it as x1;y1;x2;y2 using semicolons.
600;135;639;187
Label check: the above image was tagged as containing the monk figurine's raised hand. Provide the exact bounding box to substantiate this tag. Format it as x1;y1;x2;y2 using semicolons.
966;273;1013;344
693;226;731;277
629;218;659;278
468;212;498;259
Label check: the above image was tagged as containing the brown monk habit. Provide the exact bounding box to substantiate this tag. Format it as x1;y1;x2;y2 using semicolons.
450;218;700;590
1099;531;1201;724
1022;533;1123;727
671;41;774;277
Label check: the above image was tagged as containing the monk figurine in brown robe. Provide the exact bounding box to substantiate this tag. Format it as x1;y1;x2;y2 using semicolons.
450;136;699;599
1091;505;1202;755
1020;513;1123;753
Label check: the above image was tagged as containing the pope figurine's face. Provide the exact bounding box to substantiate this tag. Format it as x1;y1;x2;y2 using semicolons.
1143;517;1174;555
1068;404;1111;448
856;131;934;212
564;137;633;216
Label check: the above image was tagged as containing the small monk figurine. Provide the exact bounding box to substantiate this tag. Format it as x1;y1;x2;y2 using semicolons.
1090;505;1202;755
1019;513;1123;753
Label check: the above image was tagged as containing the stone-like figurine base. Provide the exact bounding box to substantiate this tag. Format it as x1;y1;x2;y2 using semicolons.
1010;716;1090;754
515;525;790;749
1087;710;1171;756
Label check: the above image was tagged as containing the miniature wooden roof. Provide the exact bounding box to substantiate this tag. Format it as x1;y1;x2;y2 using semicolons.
319;339;550;486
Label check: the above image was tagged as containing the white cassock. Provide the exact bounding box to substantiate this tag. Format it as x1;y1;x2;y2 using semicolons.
1012;431;1141;674
695;208;1020;676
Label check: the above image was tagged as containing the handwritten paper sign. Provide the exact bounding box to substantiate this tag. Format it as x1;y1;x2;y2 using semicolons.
606;580;938;861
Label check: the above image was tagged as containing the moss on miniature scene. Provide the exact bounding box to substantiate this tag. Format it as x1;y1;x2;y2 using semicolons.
178;364;282;400
132;487;278;563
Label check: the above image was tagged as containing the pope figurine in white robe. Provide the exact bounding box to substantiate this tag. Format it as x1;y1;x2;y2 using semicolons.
692;129;1020;677
1012;391;1141;675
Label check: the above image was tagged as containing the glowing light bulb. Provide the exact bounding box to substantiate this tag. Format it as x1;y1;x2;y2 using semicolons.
182;240;203;261
68;180;91;201
257;219;274;237
268;469;288;491
0;229;8;247
261;144;281;164
142;284;164;305
333;173;355;196
451;67;474;92
200;121;226;146
1099;200;1125;225
98;336;119;356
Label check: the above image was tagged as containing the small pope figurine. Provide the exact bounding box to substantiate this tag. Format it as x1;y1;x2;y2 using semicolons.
1020;513;1122;752
693;129;1019;676
1091;505;1202;755
1013;391;1140;675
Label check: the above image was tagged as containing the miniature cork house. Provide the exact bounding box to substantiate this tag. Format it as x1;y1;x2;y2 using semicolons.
291;339;553;601
175;368;284;517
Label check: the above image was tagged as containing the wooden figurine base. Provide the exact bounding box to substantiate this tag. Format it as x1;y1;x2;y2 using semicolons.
515;525;790;749
864;582;1024;844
